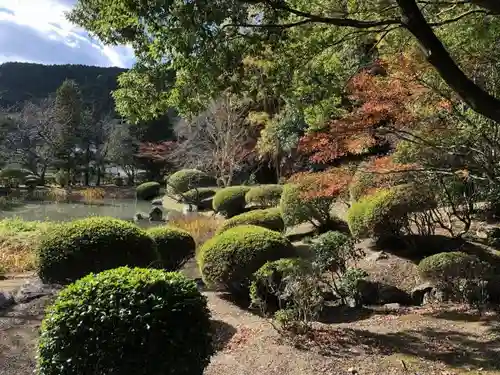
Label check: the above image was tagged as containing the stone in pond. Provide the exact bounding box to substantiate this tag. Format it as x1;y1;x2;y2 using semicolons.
151;198;163;206
149;207;163;222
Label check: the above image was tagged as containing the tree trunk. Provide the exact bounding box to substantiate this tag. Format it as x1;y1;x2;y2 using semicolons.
396;0;500;123
96;166;102;186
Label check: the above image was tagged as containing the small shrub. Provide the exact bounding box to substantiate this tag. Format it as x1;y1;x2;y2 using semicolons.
37;217;158;284
245;185;283;207
212;186;251;218
217;207;284;234
147;226;196;270
38;267;213;375
418;252;483;283
311;231;363;275
250;258;311;314
79;187;105;204
198;225;295;294
272;273;324;334
337;268;369;306
182;187;217;205
54;170;70;188
113;176;124;186
347;185;435;240
167;169;216;195
136;181;161;200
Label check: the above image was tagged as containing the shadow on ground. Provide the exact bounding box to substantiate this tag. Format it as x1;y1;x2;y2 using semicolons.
211;319;237;353
295;326;500;371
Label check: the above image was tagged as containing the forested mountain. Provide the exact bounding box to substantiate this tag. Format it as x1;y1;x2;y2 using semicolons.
0;62;126;114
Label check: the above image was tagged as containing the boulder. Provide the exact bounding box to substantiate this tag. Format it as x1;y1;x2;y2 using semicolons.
358;280;413;306
14;278;60;304
0;292;14;310
366;251;388;262
411;282;434;305
476;224;500;241
148;207;163;222
133;212;147;222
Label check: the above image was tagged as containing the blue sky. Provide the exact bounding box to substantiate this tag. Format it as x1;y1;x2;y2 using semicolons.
0;0;135;68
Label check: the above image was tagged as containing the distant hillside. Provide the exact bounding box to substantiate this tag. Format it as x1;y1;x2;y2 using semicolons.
0;62;126;114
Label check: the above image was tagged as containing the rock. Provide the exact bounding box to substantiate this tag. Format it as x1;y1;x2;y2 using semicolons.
411;282;434;305
134;212;147;222
148;207;163;222
366;251;388;262
182;204;198;215
476;224;500;240
347;368;358;375
358;280;413;306
151;198;163;206
383;303;401;311
13;278;60;304
0;292;14;309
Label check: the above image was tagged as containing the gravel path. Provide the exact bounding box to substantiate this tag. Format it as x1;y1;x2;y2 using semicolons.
1;286;499;375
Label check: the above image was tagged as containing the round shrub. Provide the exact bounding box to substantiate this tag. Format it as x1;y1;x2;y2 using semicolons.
38;217;158;284
212;186;251;218
216;207;284;234
147;226;196;270
245;185;283;207
38;267;213;375
167;169;216;195
182;187;217;204
198;225;295;293
418;252;483;283
347;185;435;240
136;181;161;200
250;258;311;314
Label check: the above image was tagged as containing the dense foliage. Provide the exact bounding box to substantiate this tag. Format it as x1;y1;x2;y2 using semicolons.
37;217;158;284
250;258;311;314
167;169;216;195
212;186;251;218
245;185;284;207
418;252;484;283
38;267;213;375
198;225;294;293
181;187;218;205
136;181;161;200
217;207;284;234
147;226;196;270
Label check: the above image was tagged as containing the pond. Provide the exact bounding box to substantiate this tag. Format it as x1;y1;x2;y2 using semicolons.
0;199;176;228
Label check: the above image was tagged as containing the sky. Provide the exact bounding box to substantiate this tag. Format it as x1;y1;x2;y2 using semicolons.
0;0;135;68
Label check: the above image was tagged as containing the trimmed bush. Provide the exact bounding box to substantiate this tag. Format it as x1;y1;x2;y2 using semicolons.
418;252;484;283
38;217;158;284
250;258;311;313
147;226;196;270
167;169;216;195
217;208;284;234
136;181;161;200
182;187;217;204
212;186;251;218
38;267;213;375
198;225;295;293
245;185;283;207
347;185;435;240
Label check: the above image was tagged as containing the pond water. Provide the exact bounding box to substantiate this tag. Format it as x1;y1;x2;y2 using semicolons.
0;199;166;227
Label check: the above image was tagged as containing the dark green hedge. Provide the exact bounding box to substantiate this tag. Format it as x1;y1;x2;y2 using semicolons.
216;207;284;234
37;217;158;284
167;169;216;195
198;225;295;294
212;186;251;218
147;226;196;270
38;267;213;375
136;181;161;200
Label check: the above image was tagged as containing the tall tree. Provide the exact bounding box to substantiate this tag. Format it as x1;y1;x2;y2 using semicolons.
53;79;82;176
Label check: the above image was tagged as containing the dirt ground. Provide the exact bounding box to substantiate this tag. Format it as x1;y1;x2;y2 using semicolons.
1;277;499;375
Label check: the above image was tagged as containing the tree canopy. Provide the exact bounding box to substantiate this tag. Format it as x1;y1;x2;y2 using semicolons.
68;0;500;124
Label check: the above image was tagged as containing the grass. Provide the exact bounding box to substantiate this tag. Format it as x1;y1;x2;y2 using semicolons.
0;217;55;273
168;213;222;248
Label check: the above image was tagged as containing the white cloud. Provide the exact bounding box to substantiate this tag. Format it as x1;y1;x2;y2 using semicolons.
0;0;135;68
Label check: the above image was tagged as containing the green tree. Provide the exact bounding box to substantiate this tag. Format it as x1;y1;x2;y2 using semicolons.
68;0;500;124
